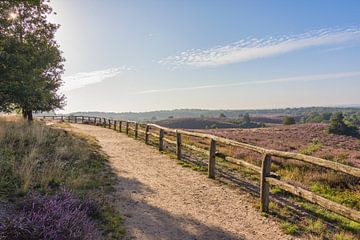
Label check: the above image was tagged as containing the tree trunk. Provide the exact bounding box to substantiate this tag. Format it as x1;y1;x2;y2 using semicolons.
26;111;33;121
22;110;28;119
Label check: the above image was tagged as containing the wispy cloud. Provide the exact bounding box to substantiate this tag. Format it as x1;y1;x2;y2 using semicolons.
137;71;360;94
159;27;360;68
62;66;133;91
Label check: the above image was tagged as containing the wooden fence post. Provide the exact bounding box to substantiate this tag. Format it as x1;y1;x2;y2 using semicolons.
208;138;216;178
108;119;111;129
260;154;272;212
103;118;106;127
176;131;182;159
159;129;164;151
68;116;70;122
135;123;138;139
145;125;149;144
52;116;55;120
126;121;129;134
119;121;122;132
114;120;117;130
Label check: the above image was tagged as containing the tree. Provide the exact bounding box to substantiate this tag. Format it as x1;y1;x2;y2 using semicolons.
219;113;226;118
243;113;250;124
0;0;65;121
328;112;358;137
283;116;295;125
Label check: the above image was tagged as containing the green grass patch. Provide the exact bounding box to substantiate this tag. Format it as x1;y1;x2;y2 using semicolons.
299;139;323;155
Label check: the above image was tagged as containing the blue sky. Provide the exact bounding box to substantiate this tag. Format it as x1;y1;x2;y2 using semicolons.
50;0;360;113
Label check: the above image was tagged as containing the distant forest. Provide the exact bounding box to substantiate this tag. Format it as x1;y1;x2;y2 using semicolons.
60;106;360;126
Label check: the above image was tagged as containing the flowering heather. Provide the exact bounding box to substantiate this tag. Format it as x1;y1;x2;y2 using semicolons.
0;190;101;240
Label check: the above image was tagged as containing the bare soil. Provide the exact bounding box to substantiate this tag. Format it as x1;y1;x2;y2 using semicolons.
69;124;297;240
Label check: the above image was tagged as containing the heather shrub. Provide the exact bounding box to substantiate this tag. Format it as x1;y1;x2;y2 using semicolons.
0;118;123;238
0;190;101;240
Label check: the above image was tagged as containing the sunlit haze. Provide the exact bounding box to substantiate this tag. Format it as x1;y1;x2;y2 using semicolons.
49;1;360;113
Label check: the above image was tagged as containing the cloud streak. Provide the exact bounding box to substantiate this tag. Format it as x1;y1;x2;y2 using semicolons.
62;66;132;91
159;27;360;68
137;71;360;94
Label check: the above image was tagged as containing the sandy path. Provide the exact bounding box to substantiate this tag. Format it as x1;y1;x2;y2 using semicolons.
70;124;296;240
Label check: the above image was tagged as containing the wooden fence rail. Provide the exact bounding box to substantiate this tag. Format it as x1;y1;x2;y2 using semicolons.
38;115;360;223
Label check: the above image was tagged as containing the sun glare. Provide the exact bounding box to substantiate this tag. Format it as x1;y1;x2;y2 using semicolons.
8;12;18;20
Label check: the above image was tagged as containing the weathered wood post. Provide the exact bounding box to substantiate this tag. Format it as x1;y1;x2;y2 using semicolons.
135;123;138;139
145;125;149;144
208;138;216;178
68;116;70;122
126;121;129;134
176;131;182;160
108;119;111;129
114;120;117;130
159;129;164;151
81;116;84;123
61;116;64;122
88;116;90;123
119;121;122;132
260;154;272;212
103;118;106;127
43;116;45;120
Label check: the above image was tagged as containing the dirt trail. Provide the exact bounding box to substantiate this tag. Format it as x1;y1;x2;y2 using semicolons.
70;124;297;240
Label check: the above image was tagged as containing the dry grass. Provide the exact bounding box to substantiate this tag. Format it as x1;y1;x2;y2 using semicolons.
0;117;124;239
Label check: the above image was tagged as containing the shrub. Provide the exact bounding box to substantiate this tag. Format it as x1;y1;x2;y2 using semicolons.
283;116;295;125
0;190;101;240
328;113;359;137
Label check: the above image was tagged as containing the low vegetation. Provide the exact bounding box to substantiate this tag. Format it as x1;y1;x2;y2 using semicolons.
0;117;123;239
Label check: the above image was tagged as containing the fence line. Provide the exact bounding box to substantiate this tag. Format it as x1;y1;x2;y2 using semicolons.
39;115;360;223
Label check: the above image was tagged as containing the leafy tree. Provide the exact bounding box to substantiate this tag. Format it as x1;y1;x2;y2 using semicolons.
283;116;295;125
328;112;358;137
243;113;250;124
219;113;226;118
0;0;65;120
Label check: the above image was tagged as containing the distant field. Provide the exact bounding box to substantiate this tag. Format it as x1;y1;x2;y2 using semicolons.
155;117;240;129
198;123;360;167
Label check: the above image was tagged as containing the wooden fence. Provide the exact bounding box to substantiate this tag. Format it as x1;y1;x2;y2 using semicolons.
39;115;360;223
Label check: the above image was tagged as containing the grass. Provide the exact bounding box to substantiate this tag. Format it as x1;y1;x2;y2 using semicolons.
299;138;323;155
281;221;299;235
0;117;123;239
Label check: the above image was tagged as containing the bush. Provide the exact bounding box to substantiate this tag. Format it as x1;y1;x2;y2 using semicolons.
283;116;296;125
328;113;359;137
0;190;101;240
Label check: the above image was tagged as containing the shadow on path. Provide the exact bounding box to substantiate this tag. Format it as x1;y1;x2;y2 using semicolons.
113;174;244;240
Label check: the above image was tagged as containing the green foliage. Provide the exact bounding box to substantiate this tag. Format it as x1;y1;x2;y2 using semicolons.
219;113;226;118
310;183;360;210
243;113;250;124
328;112;359;137
0;0;65;120
299;139;322;155
283;116;296;125
281;221;299;235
